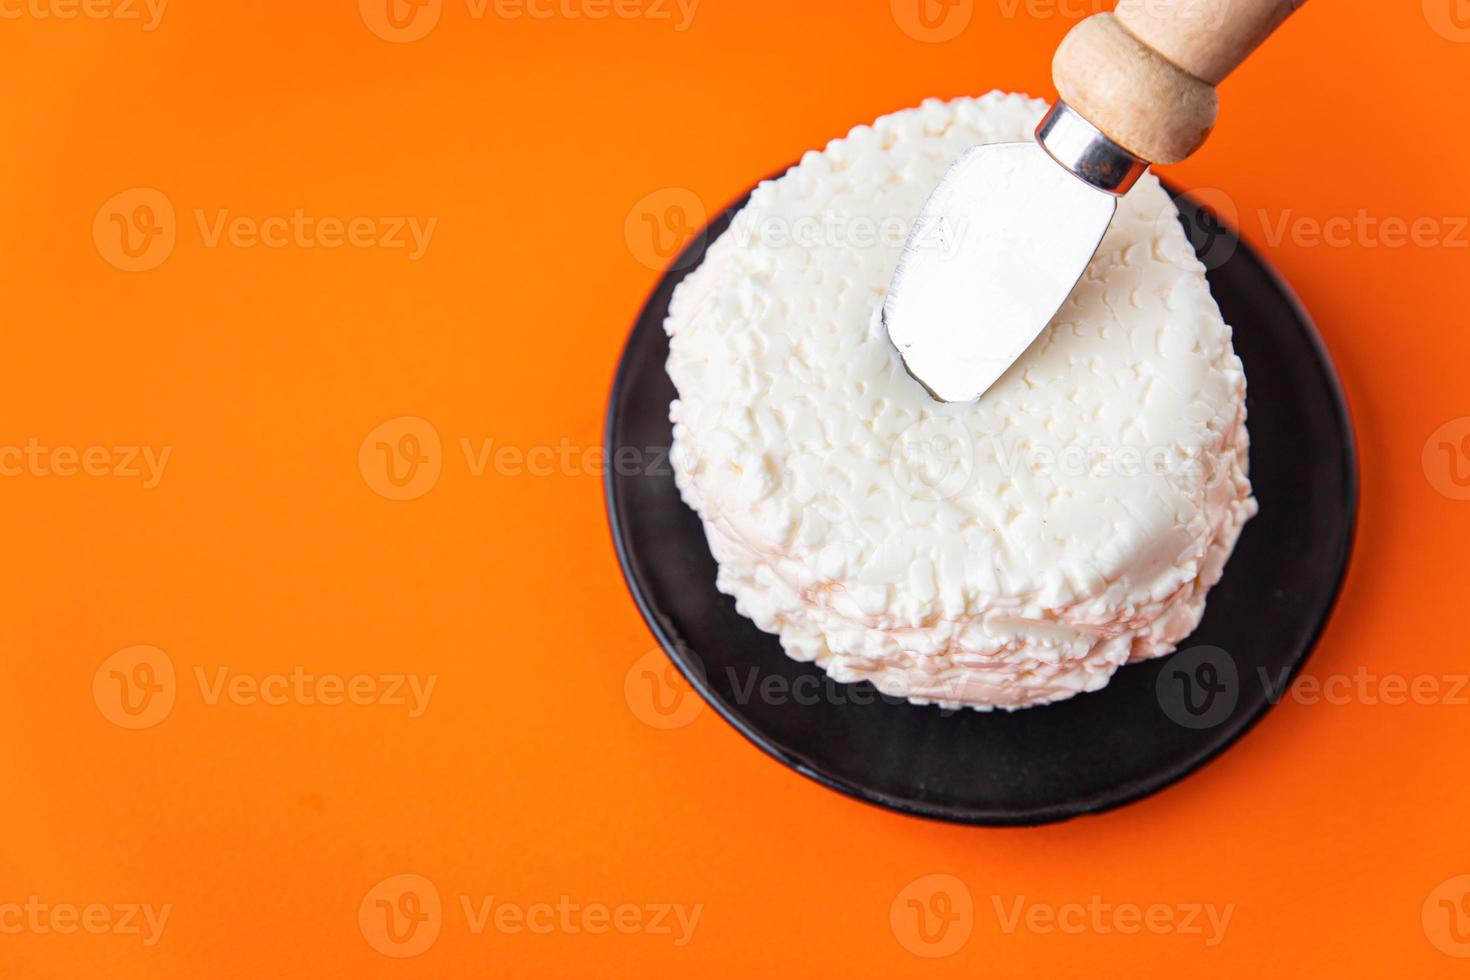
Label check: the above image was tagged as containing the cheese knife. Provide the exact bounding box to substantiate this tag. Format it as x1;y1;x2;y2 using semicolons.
883;0;1307;403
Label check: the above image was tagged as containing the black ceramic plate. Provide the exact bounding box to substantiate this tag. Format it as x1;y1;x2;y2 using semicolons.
605;180;1357;826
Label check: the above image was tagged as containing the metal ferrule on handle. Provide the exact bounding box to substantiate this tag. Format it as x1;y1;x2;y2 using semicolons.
1035;102;1148;196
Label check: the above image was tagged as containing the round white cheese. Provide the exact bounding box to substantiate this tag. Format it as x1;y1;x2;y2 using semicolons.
665;93;1257;711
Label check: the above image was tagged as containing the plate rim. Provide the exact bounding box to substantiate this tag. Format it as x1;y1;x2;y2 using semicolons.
604;178;1360;827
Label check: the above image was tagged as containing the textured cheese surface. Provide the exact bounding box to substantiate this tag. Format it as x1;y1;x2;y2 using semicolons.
665;93;1258;711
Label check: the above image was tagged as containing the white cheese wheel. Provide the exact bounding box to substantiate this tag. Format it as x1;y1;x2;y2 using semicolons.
665;93;1257;711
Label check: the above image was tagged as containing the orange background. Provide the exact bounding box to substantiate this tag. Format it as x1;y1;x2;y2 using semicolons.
3;0;1469;976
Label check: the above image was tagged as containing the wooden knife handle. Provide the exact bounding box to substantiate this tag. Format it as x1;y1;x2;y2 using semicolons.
1053;0;1307;165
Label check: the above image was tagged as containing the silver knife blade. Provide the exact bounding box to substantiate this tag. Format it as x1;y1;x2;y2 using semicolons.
883;103;1146;403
